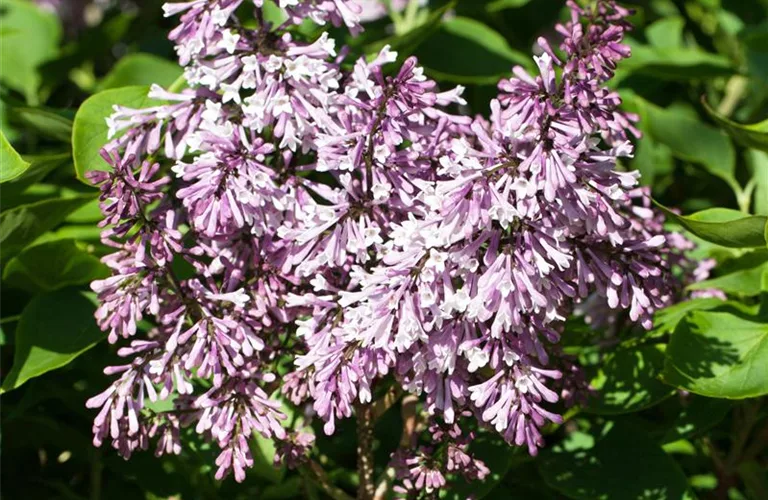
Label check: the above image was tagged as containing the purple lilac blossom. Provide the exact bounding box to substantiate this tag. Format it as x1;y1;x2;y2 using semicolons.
86;0;712;488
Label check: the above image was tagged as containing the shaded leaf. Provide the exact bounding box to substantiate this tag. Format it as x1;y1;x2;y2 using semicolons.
486;0;533;13
1;151;68;186
702;99;768;152
416;16;529;84
365;2;455;58
586;345;674;415
660;396;732;444
14;106;73;142
0;195;94;261
2;239;108;293
0;289;103;393
538;419;691;500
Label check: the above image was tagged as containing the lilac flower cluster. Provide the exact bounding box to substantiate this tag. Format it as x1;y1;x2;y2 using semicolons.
86;0;705;489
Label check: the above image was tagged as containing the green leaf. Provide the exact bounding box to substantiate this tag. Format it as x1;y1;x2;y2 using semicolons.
14;107;73;142
486;0;532;12
0;128;30;182
652;297;730;336
0;0;61;103
586;345;674;414
415;17;530;85
702;99;768;153
646;17;685;49
0;195;94;261
618;39;734;81
657;204;768;248
98;53;183;91
747;149;768;216
687;262;768;296
663;311;768;399
0;153;70;207
660;396;732;444
72;85;154;182
0;289;103;393
639;98;736;185
251;433;285;484
538;419;691;500
365;2;455;59
631;131;673;187
2;239;108;293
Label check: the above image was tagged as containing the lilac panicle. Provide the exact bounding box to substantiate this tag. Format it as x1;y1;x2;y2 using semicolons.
86;0;712;488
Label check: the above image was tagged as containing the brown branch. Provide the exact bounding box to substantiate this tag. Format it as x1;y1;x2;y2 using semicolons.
356;402;376;500
299;459;354;500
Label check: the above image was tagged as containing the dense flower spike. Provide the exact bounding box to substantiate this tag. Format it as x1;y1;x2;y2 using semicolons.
87;0;709;490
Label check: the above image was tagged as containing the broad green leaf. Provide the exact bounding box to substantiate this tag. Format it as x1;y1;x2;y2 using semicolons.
72;85;154;182
416;17;529;84
2;239;108;293
657;204;768;248
65;198;102;223
702;99;768;152
0;289;103;393
0;195;94;261
14;107;73;142
365;2;454;58
660;396;732;444
641;99;736;184
663;311;768;399
98;53;183;91
586;345;673;415
251;433;285;484
631;130;673;187
687;262;768;296
486;0;532;12
0;0;61;103
0;129;30;182
538;419;691;500
618;39;734;82
652;298;729;336
747;150;768;216
646;17;684;49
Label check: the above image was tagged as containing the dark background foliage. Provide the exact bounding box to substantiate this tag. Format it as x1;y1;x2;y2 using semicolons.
1;0;767;498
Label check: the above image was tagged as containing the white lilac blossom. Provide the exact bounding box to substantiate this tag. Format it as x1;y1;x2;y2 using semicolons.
86;0;710;488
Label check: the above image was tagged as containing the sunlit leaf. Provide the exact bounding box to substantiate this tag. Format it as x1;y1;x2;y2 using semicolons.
663;311;768;399
98;53;183;91
656;203;768;248
0;128;30;182
72;85;154;182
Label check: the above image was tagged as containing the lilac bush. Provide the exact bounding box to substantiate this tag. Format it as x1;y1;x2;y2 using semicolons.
85;0;709;492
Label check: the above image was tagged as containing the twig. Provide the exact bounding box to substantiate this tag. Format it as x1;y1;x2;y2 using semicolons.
371;385;404;421
299;459;354;500
357;402;376;500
